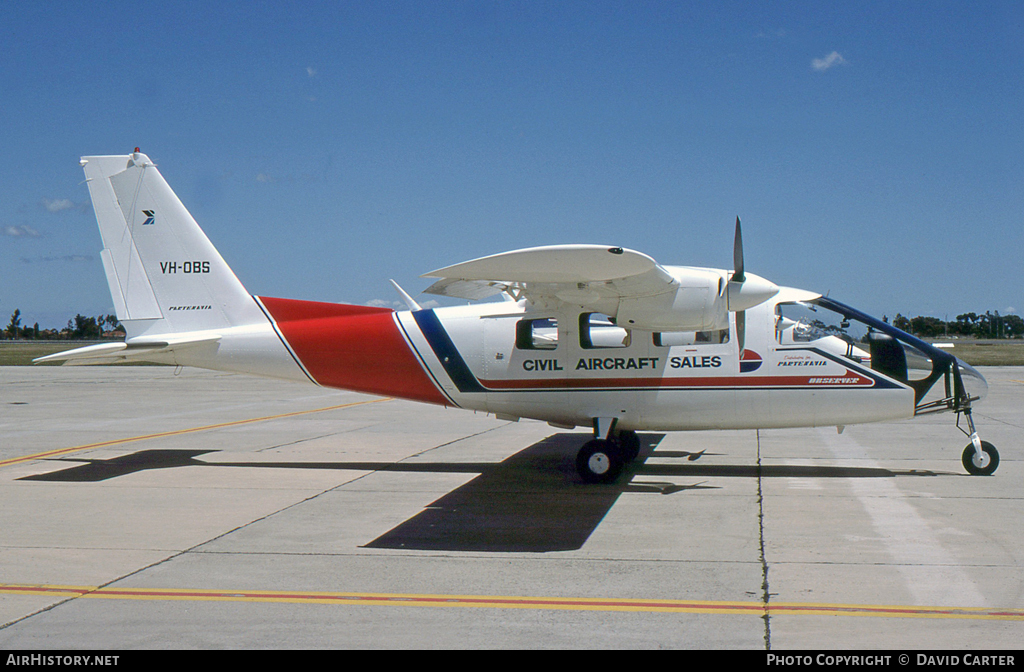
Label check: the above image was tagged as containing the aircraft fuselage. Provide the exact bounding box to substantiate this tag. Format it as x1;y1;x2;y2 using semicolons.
242;286;918;433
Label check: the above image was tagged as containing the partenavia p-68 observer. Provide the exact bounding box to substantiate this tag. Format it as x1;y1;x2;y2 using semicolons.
39;151;998;483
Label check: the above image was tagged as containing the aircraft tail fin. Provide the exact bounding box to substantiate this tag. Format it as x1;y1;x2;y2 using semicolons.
80;151;266;338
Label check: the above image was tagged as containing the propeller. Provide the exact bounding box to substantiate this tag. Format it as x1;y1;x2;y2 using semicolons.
726;217;779;355
730;217;747;353
731;216;745;284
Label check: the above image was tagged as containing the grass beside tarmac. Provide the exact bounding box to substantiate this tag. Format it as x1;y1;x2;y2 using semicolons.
4;338;1024;367
0;342;76;366
933;339;1024;366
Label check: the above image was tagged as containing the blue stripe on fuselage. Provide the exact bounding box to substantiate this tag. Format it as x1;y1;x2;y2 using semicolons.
412;309;486;394
800;347;906;390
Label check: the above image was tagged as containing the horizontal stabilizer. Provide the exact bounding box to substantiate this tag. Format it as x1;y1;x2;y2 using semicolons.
33;342;127;364
34;334;221;365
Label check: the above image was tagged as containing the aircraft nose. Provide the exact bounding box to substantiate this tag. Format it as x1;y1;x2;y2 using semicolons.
957;358;988;404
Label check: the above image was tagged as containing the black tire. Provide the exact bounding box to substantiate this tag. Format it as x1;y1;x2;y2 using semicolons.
617;430;641;462
576;439;625;484
962;441;999;476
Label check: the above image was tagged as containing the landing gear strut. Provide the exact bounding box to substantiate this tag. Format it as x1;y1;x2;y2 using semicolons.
960;408;999;476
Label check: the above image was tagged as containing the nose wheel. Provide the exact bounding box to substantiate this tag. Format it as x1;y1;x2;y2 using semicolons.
960;408;999;475
962;440;999;476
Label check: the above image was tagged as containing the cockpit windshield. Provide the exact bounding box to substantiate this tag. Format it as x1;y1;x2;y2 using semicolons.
775;297;986;413
777;301;868;346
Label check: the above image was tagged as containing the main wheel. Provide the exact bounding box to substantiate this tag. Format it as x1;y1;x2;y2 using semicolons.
616;430;641;462
962;441;999;476
576;439;625;484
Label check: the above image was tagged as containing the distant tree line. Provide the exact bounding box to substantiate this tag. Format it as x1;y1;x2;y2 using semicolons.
4;307;1021;342
3;309;124;340
889;311;1023;339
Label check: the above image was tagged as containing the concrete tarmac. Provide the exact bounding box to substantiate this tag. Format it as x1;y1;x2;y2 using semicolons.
1;366;1022;649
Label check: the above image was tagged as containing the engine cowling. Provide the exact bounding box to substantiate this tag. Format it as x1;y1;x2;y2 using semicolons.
615;266;778;333
615;267;728;332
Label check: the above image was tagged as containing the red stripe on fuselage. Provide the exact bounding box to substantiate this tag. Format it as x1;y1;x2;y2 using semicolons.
478;373;873;390
257;296;449;406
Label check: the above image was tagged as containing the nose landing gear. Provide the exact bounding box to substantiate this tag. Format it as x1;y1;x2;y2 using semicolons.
963;440;999;476
960;408;999;476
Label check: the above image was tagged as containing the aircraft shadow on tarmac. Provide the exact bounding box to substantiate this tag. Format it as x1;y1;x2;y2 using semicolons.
20;434;943;553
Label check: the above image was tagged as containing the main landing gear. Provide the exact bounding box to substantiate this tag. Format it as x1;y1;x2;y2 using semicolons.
576;421;641;484
960;408;999;476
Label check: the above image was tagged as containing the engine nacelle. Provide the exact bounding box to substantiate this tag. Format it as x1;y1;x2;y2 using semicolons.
615;267;730;332
614;266;779;333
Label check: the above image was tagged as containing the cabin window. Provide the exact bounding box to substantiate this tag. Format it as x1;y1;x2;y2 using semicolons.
579;313;631;349
653;330;729;347
516;318;558;350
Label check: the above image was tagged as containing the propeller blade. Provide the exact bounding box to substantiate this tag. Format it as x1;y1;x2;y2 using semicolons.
725;216;777;357
731;216;745;283
736;310;746;354
726;216;779;313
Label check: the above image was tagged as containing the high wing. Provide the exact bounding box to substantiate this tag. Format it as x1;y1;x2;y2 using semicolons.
424;245;662;284
422;241;778;334
423;244;673;312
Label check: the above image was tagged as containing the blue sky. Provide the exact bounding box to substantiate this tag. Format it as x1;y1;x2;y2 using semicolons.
2;1;1021;330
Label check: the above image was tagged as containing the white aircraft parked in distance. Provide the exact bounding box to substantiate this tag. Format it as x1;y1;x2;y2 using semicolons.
39;150;997;483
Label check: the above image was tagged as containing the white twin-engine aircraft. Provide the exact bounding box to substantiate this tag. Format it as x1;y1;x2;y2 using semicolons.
40;151;998;483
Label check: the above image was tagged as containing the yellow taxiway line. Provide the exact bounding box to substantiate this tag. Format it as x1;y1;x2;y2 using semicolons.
0;397;391;469
2;583;1022;620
